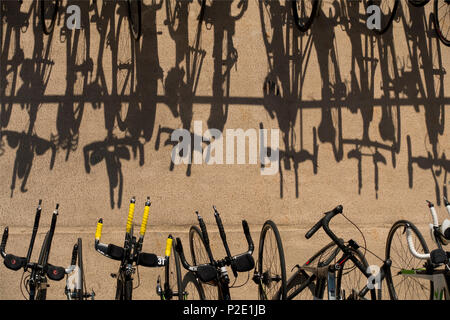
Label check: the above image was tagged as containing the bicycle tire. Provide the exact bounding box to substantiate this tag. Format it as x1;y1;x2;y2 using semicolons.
40;0;59;35
292;0;319;32
286;241;339;300
181;271;206;300
335;247;371;300
257;220;286;300
35;232;50;300
189;225;219;300
76;238;86;300
434;0;450;46
125;279;133;300
164;238;183;300
127;0;142;41
115;272;128;300
385;220;433;300
408;0;430;7
367;0;399;35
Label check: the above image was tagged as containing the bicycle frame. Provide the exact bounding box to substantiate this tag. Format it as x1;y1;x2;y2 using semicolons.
295;205;393;300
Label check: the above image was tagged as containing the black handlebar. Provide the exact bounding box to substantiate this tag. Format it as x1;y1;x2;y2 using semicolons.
214;206;238;278
26;200;42;264
1;227;9;258
305;205;343;241
71;243;78;266
43;206;59;267
242;220;254;253
196;211;215;264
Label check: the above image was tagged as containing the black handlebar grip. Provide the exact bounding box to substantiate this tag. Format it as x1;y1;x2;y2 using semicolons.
1;227;8;250
71;243;78;266
214;211;226;241
175;238;191;270
334;205;343;214
196;212;210;247
214;209;233;258
242;220;254;252
305;218;322;239
27;201;42;263
305;205;343;239
175;237;184;255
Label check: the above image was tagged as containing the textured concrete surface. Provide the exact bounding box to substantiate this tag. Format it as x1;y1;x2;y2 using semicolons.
0;0;448;299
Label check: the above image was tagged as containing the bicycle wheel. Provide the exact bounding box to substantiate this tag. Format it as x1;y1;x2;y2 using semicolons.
115;272;131;300
385;220;432;300
367;0;399;34
127;0;142;40
286;241;340;300
335;247;371;300
164;238;183;300
189;225;219;300
292;0;319;32
257;220;286;300
40;0;59;35
35;232;50;300
434;0;450;46
76;238;86;300
181;271;205;300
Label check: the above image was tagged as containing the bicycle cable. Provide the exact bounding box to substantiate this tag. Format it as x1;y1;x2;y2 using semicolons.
341;212;367;271
229;271;250;289
20;271;27;300
21;271;31;300
133;265;141;290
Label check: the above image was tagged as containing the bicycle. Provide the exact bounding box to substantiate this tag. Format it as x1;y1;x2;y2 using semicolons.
40;0;142;40
259;205;394;300
385;197;450;299
0;201;67;300
94;196;183;300
175;207;255;300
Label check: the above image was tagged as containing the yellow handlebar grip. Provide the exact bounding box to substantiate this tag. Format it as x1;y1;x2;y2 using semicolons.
165;236;173;257
95;219;103;241
139;202;151;237
126;198;136;234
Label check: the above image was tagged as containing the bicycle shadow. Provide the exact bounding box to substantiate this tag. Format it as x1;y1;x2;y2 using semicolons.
259;0;448;201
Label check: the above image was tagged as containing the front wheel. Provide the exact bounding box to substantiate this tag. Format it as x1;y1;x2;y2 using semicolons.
189;226;219;300
257;220;286;300
181;271;205;300
164;238;183;300
335;247;371;300
434;0;450;46
385;220;432;300
115;273;133;300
